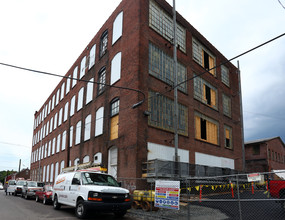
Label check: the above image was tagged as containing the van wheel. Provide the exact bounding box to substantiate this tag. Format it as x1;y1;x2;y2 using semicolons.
114;211;127;218
75;200;87;219
53;195;61;210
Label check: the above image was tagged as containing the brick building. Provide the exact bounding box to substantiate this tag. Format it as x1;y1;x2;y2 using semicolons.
30;0;243;184
245;137;285;173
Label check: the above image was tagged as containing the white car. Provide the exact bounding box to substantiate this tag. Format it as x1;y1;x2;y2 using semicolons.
53;168;131;219
0;183;3;190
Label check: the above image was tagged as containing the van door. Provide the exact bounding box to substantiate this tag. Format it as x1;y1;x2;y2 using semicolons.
69;172;81;207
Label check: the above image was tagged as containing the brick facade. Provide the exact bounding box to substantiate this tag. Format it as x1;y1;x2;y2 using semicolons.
30;0;242;183
245;137;285;173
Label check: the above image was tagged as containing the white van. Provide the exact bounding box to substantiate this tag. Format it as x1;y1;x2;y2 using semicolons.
52;166;131;219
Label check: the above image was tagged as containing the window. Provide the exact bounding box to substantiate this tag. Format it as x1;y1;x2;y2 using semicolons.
60;83;65;100
108;146;118;179
77;87;84;111
56;89;60;106
100;30;108;57
195;112;219;145
272;150;274;161
50;163;54;183
194;76;218;109
62;130;66;151
54;162;59;181
95;107;104;137
80;56;86;79
70;126;73;148
46;165;49;183
221;65;230;87
86;78;93;104
224;125;232;149
252;145;260;155
112;11;123;45
75;121;82;145
44;143;47;158
54;112;58;130
148;90;188;135
97;67;106;95
42;166;46;182
84;115;91;141
149;42;187;93
268;149;271;160
66;75;71;94
223;94;231;117
70;95;75;116
149;0;186;52
48;141;51;157
46;121;49;136
52;138;56;155
58;108;63;126
89;44;96;69
60;161;65;173
110;52;121;85
110;99;119;140
72;66;78;88
74;158;80;166
192;38;216;76
51;95;55;110
56;134;61;153
83;155;90;163
48;100;51;115
64;102;69;122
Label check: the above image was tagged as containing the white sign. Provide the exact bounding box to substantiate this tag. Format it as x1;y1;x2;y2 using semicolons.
154;180;180;210
247;173;261;182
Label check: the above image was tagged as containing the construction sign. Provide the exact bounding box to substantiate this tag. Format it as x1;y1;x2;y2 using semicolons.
154;180;180;210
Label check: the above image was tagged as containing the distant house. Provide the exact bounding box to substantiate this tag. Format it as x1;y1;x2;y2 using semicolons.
245;137;285;173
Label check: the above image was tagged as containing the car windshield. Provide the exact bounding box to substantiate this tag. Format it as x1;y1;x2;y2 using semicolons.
82;172;119;187
27;181;37;187
17;181;26;186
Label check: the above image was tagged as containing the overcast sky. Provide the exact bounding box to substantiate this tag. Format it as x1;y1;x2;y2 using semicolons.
0;0;284;171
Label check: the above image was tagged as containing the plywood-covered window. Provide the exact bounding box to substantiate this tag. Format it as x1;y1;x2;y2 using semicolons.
192;38;216;76
224;125;232;149
75;121;81;145
110;99;119;140
84;114;91;141
195;112;218;145
77;87;84;111
86;78;93;104
89;44;96;69
95;107;104;137
111;52;121;85
80;56;86;79
194;76;218;110
112;11;123;45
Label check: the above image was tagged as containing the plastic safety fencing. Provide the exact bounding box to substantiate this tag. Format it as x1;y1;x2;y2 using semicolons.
118;171;285;220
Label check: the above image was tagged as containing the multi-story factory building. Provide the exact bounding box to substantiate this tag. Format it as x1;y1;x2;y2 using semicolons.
30;0;243;184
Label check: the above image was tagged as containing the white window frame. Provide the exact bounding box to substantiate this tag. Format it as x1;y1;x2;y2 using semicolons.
75;121;82;145
89;44;96;69
112;11;123;45
86;78;93;104
110;52;121;85
80;56;86;79
84;115;91;141
95;107;104;136
77;87;84;111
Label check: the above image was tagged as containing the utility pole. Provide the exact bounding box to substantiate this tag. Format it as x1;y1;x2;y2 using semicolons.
237;61;245;172
173;0;180;177
18;159;21;173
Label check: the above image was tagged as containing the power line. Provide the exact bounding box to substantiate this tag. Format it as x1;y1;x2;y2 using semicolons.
0;62;145;108
278;0;285;9
0;141;30;148
244;111;285;121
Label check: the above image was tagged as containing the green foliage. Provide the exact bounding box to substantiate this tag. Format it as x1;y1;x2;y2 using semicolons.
0;170;15;184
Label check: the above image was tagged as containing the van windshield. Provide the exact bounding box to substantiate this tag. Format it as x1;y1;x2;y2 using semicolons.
82;172;119;187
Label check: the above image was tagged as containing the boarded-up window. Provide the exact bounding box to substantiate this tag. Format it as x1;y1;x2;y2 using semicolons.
89;44;96;69
112;11;123;45
110;99;119;140
224;125;232;149
195;112;218;145
194;76;218;109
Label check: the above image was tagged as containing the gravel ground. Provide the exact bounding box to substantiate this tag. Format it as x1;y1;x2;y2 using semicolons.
127;204;228;220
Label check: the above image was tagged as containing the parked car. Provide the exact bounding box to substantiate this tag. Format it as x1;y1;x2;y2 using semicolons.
22;181;43;199
14;180;27;196
35;185;53;205
6;180;17;195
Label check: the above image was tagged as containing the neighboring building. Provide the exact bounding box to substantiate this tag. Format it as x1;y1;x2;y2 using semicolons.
30;0;243;186
245;137;285;173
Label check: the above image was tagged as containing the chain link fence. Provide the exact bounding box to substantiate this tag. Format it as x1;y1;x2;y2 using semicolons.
118;170;285;220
